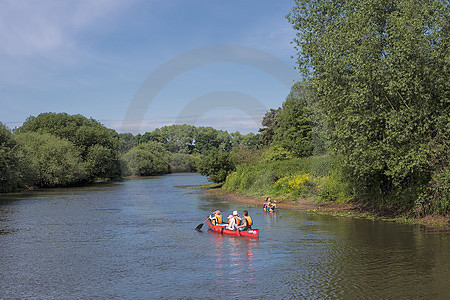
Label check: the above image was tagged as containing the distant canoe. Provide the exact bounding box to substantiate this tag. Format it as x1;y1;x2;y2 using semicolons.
206;219;259;238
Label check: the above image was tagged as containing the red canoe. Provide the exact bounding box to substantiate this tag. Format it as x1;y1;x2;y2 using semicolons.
206;219;259;238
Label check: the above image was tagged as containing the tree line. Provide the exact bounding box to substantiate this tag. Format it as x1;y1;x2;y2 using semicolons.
0;113;259;192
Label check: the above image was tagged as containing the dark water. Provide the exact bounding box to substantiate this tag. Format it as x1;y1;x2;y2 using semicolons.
0;174;449;299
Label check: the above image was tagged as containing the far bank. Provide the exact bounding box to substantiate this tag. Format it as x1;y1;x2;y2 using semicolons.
197;184;449;229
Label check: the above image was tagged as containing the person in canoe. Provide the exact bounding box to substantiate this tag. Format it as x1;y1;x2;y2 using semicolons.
209;210;223;225
226;210;241;230
237;210;253;231
226;214;236;230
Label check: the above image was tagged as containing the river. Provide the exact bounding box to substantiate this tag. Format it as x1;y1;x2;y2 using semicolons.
0;173;449;299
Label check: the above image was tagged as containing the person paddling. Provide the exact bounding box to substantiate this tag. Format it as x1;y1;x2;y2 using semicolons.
237;210;253;231
209;210;222;225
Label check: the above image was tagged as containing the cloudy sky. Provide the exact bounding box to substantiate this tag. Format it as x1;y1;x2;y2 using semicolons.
1;0;300;134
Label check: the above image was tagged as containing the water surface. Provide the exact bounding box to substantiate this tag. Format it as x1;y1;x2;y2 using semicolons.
1;174;448;299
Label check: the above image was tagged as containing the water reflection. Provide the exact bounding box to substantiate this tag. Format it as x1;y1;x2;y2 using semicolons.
209;231;257;288
264;211;277;223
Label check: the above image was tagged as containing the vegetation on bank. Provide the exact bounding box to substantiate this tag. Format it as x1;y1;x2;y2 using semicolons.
223;155;352;203
223;0;449;217
283;0;449;216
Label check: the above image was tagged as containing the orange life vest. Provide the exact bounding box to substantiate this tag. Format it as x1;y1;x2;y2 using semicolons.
244;216;253;226
234;216;241;225
216;214;223;223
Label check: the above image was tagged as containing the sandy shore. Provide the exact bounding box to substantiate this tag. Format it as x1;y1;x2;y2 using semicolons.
204;187;449;228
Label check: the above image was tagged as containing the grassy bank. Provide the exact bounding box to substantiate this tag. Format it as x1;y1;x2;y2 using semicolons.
223;155;352;203
219;155;448;227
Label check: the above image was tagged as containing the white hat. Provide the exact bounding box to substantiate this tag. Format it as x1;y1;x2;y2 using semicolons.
233;210;238;216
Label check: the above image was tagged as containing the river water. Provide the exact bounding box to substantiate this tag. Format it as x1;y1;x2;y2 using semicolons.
0;173;448;299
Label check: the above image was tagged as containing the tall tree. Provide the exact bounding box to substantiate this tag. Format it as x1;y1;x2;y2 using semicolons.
272;83;313;157
258;108;281;146
288;0;449;210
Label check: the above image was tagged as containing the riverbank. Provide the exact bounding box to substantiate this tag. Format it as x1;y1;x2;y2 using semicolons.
198;184;449;228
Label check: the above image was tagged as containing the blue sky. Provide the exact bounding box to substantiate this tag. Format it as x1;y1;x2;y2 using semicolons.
1;0;300;134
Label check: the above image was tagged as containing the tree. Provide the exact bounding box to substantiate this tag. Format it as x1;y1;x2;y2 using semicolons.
288;0;449;210
18;113;122;180
15;132;87;187
122;141;170;176
119;133;139;153
258;108;280;146
169;153;199;173
272;84;313;157
140;125;197;154
0;123;24;192
288;82;329;155
86;144;121;179
194;127;232;154
231;132;260;149
197;149;235;183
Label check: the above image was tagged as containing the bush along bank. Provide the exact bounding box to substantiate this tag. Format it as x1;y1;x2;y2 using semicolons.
221;156;449;227
222;155;352;204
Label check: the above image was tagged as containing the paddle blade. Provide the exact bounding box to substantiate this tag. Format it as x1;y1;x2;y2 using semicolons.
195;223;204;230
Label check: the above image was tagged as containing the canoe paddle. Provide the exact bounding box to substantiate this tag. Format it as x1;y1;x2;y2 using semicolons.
195;219;206;231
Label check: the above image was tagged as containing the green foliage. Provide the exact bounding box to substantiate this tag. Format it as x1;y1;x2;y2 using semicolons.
140;124;197;153
119;133;139;153
122;141;170;176
18;113;122;180
231;146;262;165
0;123;24;192
231;132;260;149
169;153;199;173
258;108;280;146
197;149;235;183
86;144;121;180
291;82;329;155
15;132;87;187
258;83;320;157
271;173;323;200
272;86;313;157
223;155;352;201
194;127;232;154
138;124;234;154
288;0;449;213
262;145;292;162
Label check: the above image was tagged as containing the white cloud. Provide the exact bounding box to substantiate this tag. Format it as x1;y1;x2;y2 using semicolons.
0;0;134;58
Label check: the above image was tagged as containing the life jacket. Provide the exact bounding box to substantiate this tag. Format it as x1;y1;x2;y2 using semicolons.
244;216;253;226
216;214;223;223
234;216;241;226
